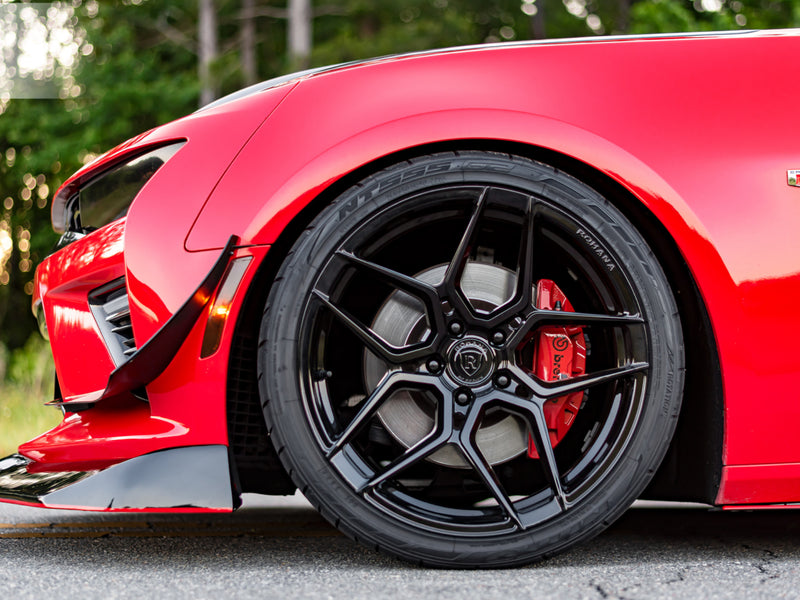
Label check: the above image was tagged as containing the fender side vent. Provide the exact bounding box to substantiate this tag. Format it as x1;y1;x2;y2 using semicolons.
89;277;137;367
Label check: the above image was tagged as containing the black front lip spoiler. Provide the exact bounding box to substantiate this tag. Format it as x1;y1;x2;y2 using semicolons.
0;446;234;511
53;235;239;407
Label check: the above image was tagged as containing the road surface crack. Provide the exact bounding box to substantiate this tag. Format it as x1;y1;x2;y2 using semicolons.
743;544;780;584
590;581;637;600
663;568;686;585
592;582;609;598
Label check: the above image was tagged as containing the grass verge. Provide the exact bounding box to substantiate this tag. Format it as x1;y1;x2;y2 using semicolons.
0;336;62;456
0;383;61;456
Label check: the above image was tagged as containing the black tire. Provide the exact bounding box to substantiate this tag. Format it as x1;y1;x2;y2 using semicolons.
259;151;684;568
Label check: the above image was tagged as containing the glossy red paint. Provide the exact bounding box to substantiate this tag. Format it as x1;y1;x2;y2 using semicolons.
12;31;800;514
34;219;126;398
184;32;800;501
44;505;231;513
21;245;269;470
718;463;800;506
19;398;189;471
49;82;295;347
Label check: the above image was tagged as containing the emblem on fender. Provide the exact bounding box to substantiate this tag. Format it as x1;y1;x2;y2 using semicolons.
789;170;800;187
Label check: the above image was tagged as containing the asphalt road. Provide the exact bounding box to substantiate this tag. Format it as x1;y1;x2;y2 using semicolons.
1;494;799;599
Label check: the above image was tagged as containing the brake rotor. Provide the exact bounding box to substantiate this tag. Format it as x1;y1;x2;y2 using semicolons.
364;263;585;468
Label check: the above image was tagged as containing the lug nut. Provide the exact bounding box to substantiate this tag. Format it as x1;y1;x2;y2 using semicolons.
427;358;442;374
495;373;510;388
455;390;471;406
449;321;464;336
491;330;505;345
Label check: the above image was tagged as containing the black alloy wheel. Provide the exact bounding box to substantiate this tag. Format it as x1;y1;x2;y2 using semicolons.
259;151;684;567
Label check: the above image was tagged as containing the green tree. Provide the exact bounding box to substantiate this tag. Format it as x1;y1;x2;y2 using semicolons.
3;0;800;356
631;0;800;32
1;0;200;351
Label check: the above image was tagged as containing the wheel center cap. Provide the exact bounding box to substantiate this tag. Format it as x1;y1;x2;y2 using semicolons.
447;337;495;386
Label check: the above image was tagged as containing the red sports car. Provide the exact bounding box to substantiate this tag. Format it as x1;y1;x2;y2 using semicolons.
1;29;798;568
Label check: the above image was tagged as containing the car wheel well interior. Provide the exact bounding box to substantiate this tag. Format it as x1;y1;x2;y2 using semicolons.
231;139;723;503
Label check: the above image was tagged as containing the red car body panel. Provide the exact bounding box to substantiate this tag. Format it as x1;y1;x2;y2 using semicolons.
187;34;800;482
188;32;800;504
23;86;291;475
24;245;268;472
33;219;126;397
9;30;800;512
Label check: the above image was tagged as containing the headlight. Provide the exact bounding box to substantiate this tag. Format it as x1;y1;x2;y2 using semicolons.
53;141;185;245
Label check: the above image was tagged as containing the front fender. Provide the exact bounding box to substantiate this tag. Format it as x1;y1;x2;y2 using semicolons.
186;103;727;334
123;83;296;344
187;36;800;474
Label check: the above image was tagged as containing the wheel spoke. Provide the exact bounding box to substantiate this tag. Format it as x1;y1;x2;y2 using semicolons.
441;190;545;327
509;310;645;348
327;372;440;457
334;250;445;332
527;403;568;509
359;400;453;493
483;196;538;325
529;310;644;328
312;290;431;363
458;407;524;529
492;391;568;510
509;362;648;400
440;188;489;317
511;196;537;311
541;363;647;399
442;188;488;290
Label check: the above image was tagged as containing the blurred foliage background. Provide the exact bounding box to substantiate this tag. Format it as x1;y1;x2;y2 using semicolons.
0;0;799;453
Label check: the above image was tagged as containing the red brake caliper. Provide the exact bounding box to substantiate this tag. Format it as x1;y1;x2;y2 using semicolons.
527;279;587;459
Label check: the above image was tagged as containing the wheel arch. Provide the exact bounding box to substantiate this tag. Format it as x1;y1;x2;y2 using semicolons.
230;139;723;503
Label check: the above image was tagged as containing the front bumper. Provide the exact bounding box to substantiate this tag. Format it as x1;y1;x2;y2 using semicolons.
25;222;269;475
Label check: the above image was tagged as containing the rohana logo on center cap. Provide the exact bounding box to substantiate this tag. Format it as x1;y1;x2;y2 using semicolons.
447;338;494;385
